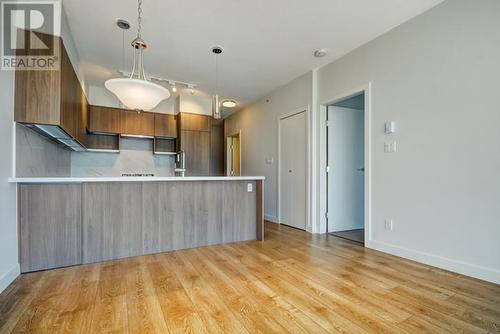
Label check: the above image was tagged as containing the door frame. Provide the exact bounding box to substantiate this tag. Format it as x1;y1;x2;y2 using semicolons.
226;130;242;176
278;107;310;230
320;83;372;243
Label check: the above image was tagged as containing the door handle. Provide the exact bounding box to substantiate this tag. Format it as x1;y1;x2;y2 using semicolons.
357;168;365;172
288;169;293;173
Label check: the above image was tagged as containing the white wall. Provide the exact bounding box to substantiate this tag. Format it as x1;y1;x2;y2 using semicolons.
0;71;19;293
315;0;500;283
225;72;312;224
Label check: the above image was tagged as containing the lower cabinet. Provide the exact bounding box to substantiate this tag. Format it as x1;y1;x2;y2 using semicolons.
19;184;82;272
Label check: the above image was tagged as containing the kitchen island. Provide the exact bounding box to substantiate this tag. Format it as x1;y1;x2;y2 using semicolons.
9;176;264;273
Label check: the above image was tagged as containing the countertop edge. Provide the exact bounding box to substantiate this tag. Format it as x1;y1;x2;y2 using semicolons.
8;176;266;184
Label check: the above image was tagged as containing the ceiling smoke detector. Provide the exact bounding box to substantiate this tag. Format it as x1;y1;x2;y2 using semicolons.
313;49;328;58
116;19;130;30
211;46;223;55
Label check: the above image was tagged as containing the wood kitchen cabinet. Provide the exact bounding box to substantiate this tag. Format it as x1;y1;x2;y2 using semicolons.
19;184;82;272
88;105;121;134
180;130;211;176
179;112;211;132
15;33;88;149
154;113;177;138
120;110;155;136
178;113;212;176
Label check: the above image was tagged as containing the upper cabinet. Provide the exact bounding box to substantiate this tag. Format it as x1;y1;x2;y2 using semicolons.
179;112;211;132
120;110;155;137
89;105;178;140
88;105;121;134
14;33;88;150
154;114;177;138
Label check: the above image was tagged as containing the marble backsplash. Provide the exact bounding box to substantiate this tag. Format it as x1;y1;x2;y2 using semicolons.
71;137;175;177
15;124;71;177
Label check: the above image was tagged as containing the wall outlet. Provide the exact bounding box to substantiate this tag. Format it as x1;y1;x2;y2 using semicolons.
247;183;253;192
384;219;393;231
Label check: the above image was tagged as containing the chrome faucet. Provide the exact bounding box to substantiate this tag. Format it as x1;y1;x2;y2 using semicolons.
175;150;186;177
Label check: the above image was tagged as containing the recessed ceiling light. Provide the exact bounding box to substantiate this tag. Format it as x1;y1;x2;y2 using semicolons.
313;49;328;58
221;99;237;108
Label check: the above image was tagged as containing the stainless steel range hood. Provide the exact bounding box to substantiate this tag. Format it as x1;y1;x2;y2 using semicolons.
29;124;86;152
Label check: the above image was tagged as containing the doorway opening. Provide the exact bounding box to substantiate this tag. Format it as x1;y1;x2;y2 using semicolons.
327;93;365;244
227;132;241;176
279;110;307;231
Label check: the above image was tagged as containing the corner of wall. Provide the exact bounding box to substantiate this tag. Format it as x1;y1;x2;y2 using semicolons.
0;264;20;293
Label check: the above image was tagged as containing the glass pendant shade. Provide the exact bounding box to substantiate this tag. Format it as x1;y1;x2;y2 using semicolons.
105;0;170;111
105;78;170;111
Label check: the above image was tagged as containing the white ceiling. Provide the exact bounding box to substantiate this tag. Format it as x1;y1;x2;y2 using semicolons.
62;0;443;113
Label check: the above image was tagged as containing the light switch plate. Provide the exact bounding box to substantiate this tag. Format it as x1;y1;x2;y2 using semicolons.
384;219;393;231
385;121;396;134
384;141;397;153
247;183;253;192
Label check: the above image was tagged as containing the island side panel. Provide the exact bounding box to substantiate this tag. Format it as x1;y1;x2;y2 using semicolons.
80;180;259;264
82;182;143;263
19;184;82;272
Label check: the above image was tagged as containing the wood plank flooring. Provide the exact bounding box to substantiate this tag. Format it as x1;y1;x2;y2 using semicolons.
1;222;499;333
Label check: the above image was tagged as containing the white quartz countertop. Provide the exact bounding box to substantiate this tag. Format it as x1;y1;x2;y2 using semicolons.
8;176;265;183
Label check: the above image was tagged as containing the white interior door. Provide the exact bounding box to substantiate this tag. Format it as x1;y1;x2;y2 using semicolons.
279;111;306;230
327;106;364;233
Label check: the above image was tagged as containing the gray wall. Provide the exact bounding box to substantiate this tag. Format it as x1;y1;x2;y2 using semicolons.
317;0;500;282
225;71;312;223
0;70;18;293
226;0;500;282
71;138;175;177
15;124;71;177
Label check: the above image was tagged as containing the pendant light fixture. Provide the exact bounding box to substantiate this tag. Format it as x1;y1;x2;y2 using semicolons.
211;46;223;120
105;0;170;111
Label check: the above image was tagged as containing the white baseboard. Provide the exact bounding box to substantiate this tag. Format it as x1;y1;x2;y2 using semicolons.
264;214;279;224
366;240;500;284
0;263;20;294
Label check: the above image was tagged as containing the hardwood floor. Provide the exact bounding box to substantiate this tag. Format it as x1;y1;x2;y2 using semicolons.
1;222;499;333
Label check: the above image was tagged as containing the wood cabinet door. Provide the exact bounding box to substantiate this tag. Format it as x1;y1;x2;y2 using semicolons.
60;45;80;139
14;33;61;126
120;110;155;136
181;130;211;176
19;184;82;272
89;105;121;134
154;113;177;138
180;113;211;132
